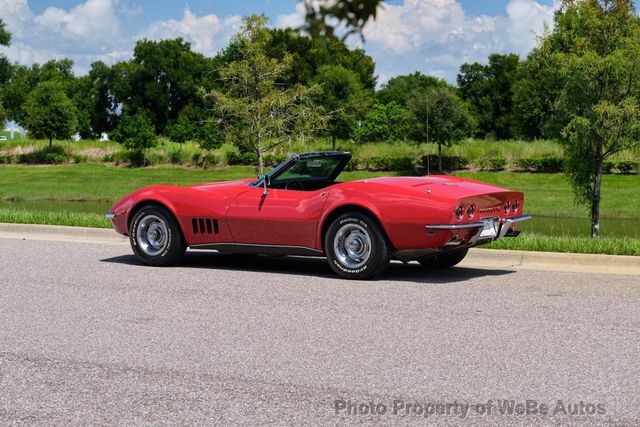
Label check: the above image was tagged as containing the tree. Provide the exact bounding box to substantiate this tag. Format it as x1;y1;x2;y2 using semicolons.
377;72;448;106
538;0;640;238
312;65;371;149
215;28;377;90
0;18;8;130
352;102;413;143
23;81;78;147
72;61;119;139
0;19;11;87
109;110;157;153
167;104;222;147
205;15;326;177
112;38;213;134
511;54;560;140
301;0;383;40
0;99;5;126
457;54;520;139
2;59;77;125
409;87;474;172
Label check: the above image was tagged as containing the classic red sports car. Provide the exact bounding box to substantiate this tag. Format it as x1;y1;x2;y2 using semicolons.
107;151;530;279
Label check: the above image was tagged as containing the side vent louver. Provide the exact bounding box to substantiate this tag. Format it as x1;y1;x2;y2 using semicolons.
192;218;219;235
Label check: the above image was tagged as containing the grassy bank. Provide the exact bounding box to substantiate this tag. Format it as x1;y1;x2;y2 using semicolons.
486;234;640;256
0;208;111;228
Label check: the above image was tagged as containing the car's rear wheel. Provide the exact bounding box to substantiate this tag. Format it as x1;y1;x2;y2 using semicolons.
129;205;186;266
417;248;468;269
324;212;390;279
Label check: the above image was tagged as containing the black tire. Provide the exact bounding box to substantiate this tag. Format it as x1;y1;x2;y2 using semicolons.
129;205;187;266
324;212;390;280
417;248;468;269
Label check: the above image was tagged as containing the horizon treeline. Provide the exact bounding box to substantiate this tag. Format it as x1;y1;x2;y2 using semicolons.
1;23;553;145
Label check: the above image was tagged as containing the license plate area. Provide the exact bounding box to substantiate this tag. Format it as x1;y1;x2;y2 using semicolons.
479;217;499;238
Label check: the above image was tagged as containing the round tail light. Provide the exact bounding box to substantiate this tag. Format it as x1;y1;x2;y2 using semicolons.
454;206;464;220
512;200;519;213
503;201;511;213
466;204;476;218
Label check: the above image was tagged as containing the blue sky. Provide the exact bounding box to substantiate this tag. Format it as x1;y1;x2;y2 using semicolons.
1;0;558;83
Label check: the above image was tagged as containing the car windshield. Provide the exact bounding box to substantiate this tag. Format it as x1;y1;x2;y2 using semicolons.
274;156;343;182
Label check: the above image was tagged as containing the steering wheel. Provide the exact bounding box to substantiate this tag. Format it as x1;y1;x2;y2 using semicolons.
284;180;304;191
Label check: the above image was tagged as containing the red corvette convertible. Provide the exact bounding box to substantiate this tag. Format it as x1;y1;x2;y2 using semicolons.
107;151;530;279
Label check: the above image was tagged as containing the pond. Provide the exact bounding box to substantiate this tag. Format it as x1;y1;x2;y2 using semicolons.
1;199;639;239
519;216;640;239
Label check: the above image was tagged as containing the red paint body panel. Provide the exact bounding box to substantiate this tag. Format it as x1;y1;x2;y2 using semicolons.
109;173;525;255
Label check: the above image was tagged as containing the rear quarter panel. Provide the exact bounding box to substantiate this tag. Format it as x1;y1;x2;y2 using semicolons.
318;181;456;251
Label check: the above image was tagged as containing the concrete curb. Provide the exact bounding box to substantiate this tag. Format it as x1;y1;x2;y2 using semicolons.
464;248;640;276
1;222;639;276
0;223;127;245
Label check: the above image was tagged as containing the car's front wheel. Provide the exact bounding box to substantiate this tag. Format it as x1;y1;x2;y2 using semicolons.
129;205;186;266
324;212;390;279
417;248;468;269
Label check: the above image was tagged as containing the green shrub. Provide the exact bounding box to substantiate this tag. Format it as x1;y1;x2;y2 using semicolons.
169;150;187;165
18;146;69;164
514;157;564;173
204;153;220;166
148;151;168;166
226;151;257;166
0;155;14;164
104;150;147;167
364;155;413;171
602;160;616;174
616;160;639;174
263;153;288;167
420;155;469;171
225;151;240;165
72;154;88;164
480;156;507;171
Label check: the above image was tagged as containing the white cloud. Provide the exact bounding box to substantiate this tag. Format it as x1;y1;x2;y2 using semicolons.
275;2;306;29
360;0;557;84
141;8;241;57
0;0;126;73
0;1;241;74
276;0;557;84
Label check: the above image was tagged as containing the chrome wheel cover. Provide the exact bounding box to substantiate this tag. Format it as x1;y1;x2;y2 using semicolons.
333;223;372;269
136;214;168;256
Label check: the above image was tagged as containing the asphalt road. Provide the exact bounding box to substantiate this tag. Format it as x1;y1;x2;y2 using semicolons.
1;237;639;426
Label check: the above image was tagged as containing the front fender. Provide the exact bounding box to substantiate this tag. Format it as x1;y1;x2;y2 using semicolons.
108;186;181;236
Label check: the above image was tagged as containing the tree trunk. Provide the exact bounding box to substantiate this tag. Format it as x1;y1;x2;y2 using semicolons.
49;137;52;148
591;139;603;238
438;142;443;173
331;134;336;151
257;142;264;178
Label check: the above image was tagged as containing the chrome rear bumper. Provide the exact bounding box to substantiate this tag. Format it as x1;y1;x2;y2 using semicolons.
497;214;532;238
426;214;532;242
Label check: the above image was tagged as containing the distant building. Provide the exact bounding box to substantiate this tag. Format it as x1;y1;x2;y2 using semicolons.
2;121;26;139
